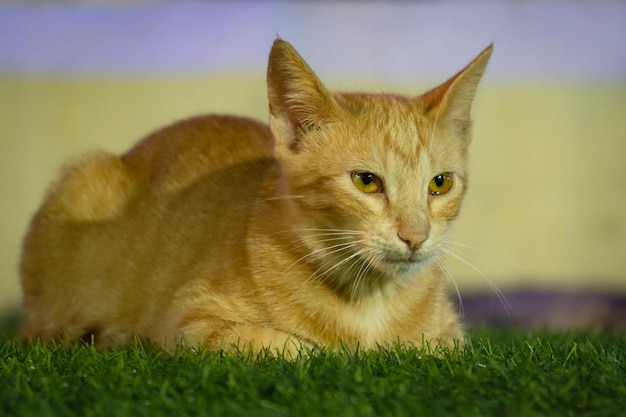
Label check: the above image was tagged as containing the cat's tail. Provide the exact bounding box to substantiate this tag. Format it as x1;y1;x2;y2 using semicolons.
39;151;136;222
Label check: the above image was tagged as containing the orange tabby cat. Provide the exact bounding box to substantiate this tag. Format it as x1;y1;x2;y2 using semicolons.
20;39;492;355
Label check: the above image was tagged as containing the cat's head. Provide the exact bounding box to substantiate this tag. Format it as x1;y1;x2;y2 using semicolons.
266;39;492;298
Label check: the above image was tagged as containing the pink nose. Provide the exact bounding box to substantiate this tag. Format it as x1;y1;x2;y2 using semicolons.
397;232;428;251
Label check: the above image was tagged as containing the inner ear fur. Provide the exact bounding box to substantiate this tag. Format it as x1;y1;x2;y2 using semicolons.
419;44;493;133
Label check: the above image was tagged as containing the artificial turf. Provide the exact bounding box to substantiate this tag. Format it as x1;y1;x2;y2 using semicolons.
1;328;624;417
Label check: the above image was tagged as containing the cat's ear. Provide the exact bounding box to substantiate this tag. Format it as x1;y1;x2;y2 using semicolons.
267;39;341;150
420;44;493;135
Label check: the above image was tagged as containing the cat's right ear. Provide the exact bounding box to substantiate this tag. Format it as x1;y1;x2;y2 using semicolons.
267;39;341;151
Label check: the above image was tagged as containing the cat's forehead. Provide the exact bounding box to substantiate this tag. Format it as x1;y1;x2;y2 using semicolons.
336;92;418;112
335;93;432;144
330;92;467;172
338;92;426;125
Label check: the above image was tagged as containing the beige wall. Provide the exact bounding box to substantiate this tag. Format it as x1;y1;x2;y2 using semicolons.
2;75;625;313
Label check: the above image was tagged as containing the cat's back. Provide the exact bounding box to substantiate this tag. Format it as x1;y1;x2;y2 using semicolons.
20;114;276;342
123;115;275;193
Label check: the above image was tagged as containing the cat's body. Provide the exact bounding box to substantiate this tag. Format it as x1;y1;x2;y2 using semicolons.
20;40;492;354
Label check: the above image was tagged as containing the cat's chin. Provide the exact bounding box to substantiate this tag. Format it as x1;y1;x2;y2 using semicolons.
376;255;429;280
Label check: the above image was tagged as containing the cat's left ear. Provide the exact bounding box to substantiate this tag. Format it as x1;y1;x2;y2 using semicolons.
266;39;342;151
420;44;493;136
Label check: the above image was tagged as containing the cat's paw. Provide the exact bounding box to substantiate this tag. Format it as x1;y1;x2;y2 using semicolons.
220;324;313;360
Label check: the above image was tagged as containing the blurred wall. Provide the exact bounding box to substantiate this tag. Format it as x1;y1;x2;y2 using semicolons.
1;2;625;314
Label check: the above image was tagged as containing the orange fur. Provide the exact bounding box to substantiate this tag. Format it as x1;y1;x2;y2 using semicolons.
20;40;492;356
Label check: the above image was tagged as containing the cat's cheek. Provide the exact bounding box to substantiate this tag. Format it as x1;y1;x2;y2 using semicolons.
418;230;445;257
346;197;387;228
429;190;465;221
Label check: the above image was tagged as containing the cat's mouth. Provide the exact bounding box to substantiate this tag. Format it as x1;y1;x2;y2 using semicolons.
378;253;425;275
385;256;416;264
383;250;425;264
385;259;419;265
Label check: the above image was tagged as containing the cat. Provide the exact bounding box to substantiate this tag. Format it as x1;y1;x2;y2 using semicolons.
19;39;493;356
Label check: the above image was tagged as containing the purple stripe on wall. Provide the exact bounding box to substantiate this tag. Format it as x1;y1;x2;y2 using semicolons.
0;2;625;81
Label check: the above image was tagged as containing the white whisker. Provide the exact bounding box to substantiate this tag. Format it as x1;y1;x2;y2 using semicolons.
253;195;305;203
315;245;369;280
286;240;360;273
269;228;362;239
280;235;356;255
350;250;379;301
440;246;510;317
435;254;464;318
292;228;362;235
346;250;370;301
446;241;480;251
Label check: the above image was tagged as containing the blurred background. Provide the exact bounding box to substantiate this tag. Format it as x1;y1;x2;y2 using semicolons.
1;1;625;334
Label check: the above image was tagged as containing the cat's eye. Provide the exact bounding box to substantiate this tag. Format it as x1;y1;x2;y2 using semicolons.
351;172;383;194
429;172;454;195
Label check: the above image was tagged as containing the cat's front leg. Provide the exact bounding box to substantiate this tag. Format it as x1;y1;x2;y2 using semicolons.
173;317;312;359
220;323;313;359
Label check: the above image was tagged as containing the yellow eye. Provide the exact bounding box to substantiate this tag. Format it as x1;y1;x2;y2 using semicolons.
351;172;383;194
429;172;454;195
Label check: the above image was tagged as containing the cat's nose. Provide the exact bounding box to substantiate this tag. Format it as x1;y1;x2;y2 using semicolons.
397;232;428;252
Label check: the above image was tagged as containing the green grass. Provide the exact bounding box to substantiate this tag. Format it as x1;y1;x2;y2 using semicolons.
1;329;624;417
